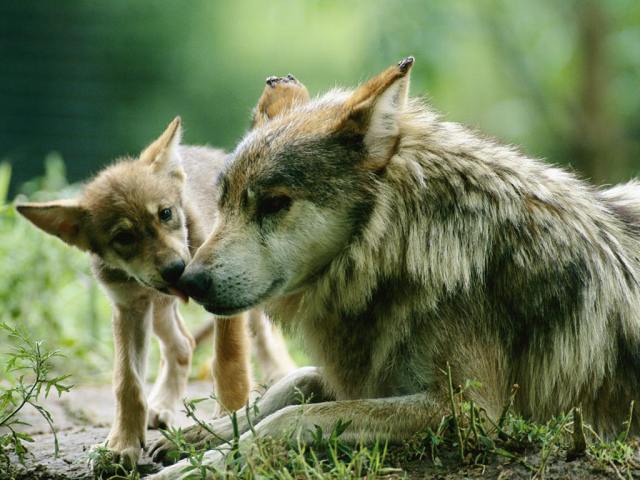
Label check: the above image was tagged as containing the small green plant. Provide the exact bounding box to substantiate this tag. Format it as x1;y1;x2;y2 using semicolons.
0;322;72;471
87;445;160;480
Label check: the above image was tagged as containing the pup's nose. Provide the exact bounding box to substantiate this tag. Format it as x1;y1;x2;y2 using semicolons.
160;260;186;284
177;267;212;301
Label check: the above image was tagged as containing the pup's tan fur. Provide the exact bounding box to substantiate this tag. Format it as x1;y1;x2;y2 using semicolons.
150;58;640;478
17;115;295;467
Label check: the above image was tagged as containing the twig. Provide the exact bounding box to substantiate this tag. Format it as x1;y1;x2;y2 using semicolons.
622;400;634;443
533;417;570;480
245;401;257;437
608;459;626;480
469;400;479;447
447;362;465;461
0;350;42;427
567;407;587;461
497;384;519;439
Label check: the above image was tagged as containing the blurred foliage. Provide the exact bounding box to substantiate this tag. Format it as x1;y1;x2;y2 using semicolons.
2;0;639;192
0;161;111;379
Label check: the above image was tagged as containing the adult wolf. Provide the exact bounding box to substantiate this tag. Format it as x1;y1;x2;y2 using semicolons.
151;57;640;477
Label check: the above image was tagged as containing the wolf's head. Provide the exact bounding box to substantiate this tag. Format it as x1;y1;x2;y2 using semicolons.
179;58;414;315
17;117;191;297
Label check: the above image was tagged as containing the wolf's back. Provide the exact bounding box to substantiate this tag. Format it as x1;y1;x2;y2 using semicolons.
599;180;640;230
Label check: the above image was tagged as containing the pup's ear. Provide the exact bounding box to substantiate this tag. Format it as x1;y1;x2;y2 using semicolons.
16;199;90;251
251;74;310;128
339;56;414;170
140;116;184;180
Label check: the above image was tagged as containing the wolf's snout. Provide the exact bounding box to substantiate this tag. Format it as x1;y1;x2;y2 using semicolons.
160;259;186;284
177;267;211;301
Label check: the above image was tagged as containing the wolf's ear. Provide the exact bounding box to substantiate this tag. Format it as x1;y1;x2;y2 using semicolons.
140;116;184;181
251;74;310;129
339;56;414;170
16;199;90;251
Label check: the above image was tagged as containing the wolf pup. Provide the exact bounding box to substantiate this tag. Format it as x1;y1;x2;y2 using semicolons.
17;114;295;466
151;57;640;476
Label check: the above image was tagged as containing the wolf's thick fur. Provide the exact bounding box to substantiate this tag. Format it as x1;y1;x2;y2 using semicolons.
151;58;640;477
17;119;294;467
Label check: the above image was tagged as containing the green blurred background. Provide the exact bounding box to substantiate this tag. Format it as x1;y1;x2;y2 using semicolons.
1;0;639;380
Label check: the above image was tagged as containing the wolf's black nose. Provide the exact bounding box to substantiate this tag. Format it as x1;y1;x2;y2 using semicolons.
177;268;212;301
160;260;186;284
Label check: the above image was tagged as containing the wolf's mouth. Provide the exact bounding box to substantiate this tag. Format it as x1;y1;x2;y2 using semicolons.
159;286;189;303
141;278;188;303
201;279;283;317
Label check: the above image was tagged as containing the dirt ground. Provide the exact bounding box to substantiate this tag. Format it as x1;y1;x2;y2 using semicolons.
2;383;639;479
2;382;216;480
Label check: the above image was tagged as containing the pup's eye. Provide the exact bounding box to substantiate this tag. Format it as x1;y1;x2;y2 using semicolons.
159;208;173;222
113;231;136;246
259;195;292;217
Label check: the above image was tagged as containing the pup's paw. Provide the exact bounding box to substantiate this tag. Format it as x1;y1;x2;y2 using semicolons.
90;431;144;472
148;405;176;430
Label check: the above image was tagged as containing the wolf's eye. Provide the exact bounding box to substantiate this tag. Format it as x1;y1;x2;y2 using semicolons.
113;231;136;246
159;208;173;222
258;195;292;217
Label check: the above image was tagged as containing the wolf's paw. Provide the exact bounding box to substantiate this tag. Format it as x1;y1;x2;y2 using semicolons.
149;424;212;464
148;449;226;479
148;405;176;430
89;444;141;475
90;430;144;473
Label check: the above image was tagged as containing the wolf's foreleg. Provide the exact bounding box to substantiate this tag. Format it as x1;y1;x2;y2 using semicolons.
151;392;442;479
98;298;154;468
148;296;194;429
248;309;295;384
149;366;329;463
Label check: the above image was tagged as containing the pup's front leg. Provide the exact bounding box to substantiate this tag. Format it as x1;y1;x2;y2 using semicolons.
150;392;445;479
96;296;153;468
212;314;252;413
148;296;194;429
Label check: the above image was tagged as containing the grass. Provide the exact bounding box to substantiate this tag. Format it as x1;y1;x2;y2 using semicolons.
150;400;398;480
89;367;638;479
